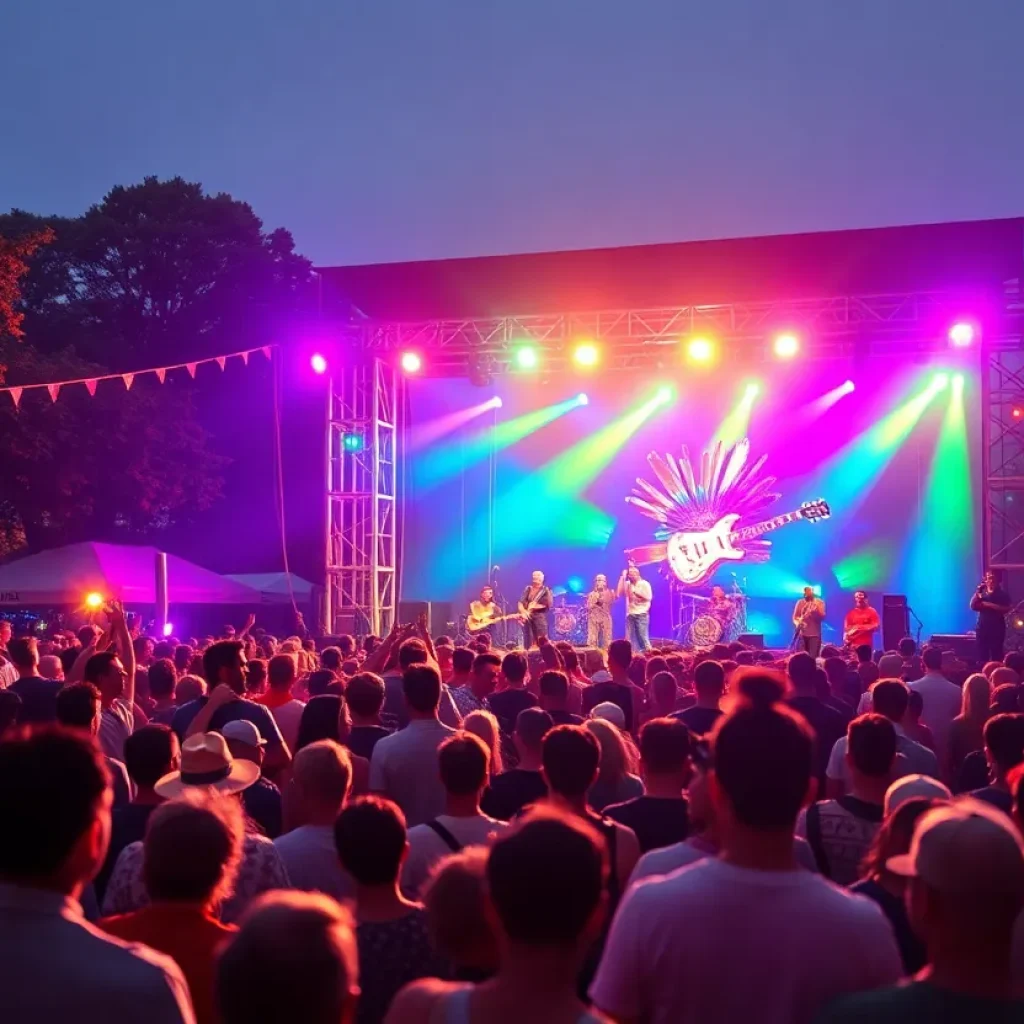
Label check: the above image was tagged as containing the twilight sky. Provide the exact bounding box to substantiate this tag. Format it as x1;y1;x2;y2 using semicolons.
3;0;1024;267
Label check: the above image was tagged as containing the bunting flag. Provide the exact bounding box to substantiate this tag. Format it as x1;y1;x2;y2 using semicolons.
2;345;273;411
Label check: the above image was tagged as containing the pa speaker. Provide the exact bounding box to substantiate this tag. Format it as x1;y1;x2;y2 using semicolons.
882;595;909;652
737;633;765;649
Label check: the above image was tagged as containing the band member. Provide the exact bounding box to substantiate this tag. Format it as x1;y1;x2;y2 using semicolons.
708;585;735;630
518;571;553;649
971;569;1012;663
843;591;880;651
792;586;825;658
586;574;616;650
468;585;499;639
618;564;652;652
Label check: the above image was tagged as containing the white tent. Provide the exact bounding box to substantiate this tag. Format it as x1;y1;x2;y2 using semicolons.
225;572;317;605
0;542;261;606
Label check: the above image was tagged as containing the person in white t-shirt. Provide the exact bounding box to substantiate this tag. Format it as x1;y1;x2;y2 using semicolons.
908;647;963;772
618;565;653;653
590;667;902;1024
401;732;506;897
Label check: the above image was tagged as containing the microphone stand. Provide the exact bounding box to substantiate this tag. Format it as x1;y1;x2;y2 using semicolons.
491;567;507;647
906;603;924;646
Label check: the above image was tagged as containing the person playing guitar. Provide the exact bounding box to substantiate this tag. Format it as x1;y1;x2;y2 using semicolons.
843;590;880;652
466;586;521;637
518;571;553;649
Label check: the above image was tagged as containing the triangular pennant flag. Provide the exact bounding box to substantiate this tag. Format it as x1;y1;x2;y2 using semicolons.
84;379;98;397
155;368;166;384
261;346;272;360
215;357;226;371
122;373;134;391
47;383;60;403
9;387;22;409
186;363;197;378
240;351;250;366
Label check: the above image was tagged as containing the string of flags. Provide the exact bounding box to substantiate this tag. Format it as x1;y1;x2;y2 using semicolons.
1;345;274;409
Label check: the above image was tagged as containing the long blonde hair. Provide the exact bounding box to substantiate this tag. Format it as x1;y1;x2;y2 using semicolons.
961;672;992;723
463;709;503;776
585;718;639;783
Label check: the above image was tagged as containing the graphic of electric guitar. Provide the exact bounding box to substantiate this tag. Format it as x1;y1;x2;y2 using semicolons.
666;499;831;586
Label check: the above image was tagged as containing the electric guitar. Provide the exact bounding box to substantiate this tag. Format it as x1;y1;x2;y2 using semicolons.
666;499;831;586
466;609;523;634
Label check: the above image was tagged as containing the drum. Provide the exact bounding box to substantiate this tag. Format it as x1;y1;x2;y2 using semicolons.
689;614;723;648
554;607;579;638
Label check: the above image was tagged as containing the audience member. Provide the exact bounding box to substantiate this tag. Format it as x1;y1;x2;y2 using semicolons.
55;683;132;807
948;672;991;783
450;653;500;718
909;646;963;768
84;609;137;760
885;773;953;816
402;733;506;897
344;672;392;760
370;665;456;827
797;715;894;884
388;811;607;1024
176;674;206;705
849;797;938;975
334;797;448;1024
898;637;924;681
38;653;65;682
538;669;584;725
308;668;343;697
788;652;846;790
462;709;503;778
217;891;359;1024
446;647;474;693
673;659;725;735
0;727;193;1023
582;640;640;731
970;713;1024;815
584;717;643;812
822;657;855;720
0;689;21;736
275;740;354;901
486;652;538;740
481;707;552;820
818;798;1024;1022
101;791;243;1024
644;670;679;721
256;653;306;754
604;717;690;853
222;720;283;838
148;659;179;726
8;636;63;723
591;675;901;1024
103;732;288;923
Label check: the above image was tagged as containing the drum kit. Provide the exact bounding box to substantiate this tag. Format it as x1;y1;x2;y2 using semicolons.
674;579;749;648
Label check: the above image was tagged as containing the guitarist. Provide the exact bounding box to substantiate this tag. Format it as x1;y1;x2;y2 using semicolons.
842;591;880;652
792;586;826;658
518;571;553;649
468;586;500;640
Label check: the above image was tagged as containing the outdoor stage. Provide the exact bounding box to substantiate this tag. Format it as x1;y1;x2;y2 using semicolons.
312;219;1024;648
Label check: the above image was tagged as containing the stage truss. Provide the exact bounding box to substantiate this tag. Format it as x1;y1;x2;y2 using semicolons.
325;359;398;637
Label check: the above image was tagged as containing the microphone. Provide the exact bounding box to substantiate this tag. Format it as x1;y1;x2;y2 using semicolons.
492;565;500;573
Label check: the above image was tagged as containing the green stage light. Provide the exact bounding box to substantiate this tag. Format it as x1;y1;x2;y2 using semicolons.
513;346;539;370
342;432;365;452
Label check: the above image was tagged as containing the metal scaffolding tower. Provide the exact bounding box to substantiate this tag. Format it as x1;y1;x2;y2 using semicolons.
325;359;398;637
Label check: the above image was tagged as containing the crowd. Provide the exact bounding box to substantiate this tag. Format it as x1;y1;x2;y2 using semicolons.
3;611;1024;1023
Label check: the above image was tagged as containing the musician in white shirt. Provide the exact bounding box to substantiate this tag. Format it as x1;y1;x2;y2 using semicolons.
792;586;826;658
618;565;653;652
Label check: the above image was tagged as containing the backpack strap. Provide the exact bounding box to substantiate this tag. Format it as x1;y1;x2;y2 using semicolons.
424;819;463;853
805;802;831;879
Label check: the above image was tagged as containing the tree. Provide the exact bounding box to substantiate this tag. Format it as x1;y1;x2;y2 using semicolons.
0;178;315;556
0;227;53;338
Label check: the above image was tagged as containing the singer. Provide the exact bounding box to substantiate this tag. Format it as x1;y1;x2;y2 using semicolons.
618;563;653;652
585;574;616;650
971;569;1012;662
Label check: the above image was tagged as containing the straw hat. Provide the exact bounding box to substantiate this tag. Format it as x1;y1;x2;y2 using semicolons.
154;731;260;798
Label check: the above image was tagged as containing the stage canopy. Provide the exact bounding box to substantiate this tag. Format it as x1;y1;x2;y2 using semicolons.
0;543;261;606
226;572;317;605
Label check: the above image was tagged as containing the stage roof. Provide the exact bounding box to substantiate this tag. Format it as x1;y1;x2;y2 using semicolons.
318;218;1024;321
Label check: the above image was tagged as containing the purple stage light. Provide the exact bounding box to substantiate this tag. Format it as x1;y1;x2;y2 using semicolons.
842;379;855;393
310;353;328;374
948;322;975;348
162;622;174;637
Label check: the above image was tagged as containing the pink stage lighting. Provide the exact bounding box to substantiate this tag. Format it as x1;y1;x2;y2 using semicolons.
162;622;174;637
772;332;800;359
841;379;855;393
948;322;975;348
400;351;423;374
310;353;328;374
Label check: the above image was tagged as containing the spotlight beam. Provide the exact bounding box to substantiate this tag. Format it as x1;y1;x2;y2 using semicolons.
713;382;761;447
409;398;503;451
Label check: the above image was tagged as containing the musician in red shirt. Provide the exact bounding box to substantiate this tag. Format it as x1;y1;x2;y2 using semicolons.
843;591;880;651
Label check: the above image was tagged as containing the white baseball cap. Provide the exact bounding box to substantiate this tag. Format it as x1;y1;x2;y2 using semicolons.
887;797;1024;897
589;701;626;729
221;719;267;748
590;670;613;684
884;773;952;817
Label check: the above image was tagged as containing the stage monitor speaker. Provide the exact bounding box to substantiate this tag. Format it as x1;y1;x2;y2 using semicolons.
737;633;765;649
397;601;455;635
928;634;976;661
882;595;909;652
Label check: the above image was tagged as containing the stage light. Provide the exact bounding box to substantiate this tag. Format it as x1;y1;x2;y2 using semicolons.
1014;407;1023;420
573;342;600;368
162;622;174;638
932;372;950;390
576;393;589;406
567;575;584;594
686;337;715;363
486;396;503;410
400;351;423;374
310;353;328;375
342;432;366;453
84;592;104;610
948;322;975;348
513;346;539;370
655;385;675;405
843;379;855;392
772;333;800;360
744;381;761;399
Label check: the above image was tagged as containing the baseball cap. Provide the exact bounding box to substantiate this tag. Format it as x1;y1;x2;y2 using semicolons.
887;797;1024;897
221;719;267;748
884;773;951;816
589;701;626;729
591;670;613;684
877;653;904;679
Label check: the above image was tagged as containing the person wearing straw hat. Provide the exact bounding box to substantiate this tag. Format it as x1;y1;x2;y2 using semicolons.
816;797;1024;1022
102;733;289;923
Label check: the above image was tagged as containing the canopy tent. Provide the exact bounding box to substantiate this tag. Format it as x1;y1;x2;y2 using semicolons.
226;572;317;605
0;542;262;606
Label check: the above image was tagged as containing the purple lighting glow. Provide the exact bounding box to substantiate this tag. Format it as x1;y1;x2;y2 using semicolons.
948;322;975;348
310;353;328;374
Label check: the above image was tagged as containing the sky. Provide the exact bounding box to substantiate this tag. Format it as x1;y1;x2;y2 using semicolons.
3;0;1024;268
